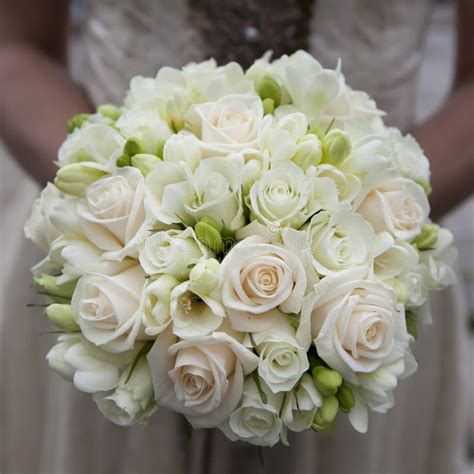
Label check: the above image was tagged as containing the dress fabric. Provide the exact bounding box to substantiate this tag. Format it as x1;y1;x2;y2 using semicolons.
0;1;469;473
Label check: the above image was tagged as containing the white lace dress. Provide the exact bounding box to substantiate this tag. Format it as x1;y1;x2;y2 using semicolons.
1;1;469;473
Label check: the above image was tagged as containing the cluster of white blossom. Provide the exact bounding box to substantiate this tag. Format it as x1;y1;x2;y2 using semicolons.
25;51;456;446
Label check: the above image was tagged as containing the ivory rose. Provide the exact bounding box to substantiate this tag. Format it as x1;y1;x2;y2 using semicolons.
71;266;146;352
185;94;263;156
220;236;306;332
147;326;258;428
77;167;148;261
298;268;409;384
356;176;429;241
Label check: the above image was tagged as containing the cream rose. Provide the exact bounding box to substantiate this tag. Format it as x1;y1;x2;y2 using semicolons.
220;236;306;332
298;268;409;384
71;266;146;352
185;94;263;156
356;176;429;241
220;377;285;447
77;167;148;261
147;326;258;428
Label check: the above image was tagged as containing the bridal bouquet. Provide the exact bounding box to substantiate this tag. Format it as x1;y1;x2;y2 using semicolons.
25;51;457;446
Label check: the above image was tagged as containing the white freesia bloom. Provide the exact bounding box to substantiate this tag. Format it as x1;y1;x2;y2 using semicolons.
314;164;361;205
298;268;410;384
281;373;322;432
306;209;387;275
169;281;225;338
24;184;65;251
357;176;429;241
373;237;419;281
47;335;136;393
385;128;430;182
139;275;179;336
77;167;148;261
139;227;207;279
220;377;285;447
163;132;201;170
252;316;309;393
398;264;432;308
272;50;342;126
93;358;157;426
246;162;338;230
220;236;306;331
116;107;172;154
71;266;146;352
147;326;258;428
419;228;458;290
58;123;124;169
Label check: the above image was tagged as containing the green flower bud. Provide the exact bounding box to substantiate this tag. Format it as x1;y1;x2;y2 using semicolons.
257;75;282;108
415;178;432;196
189;258;220;295
406;310;418;339
116;153;132;168
199;216;224;233
392;278;408;304
313;395;339;426
292;134;323;170
336;383;355;413
262;98;275;115
54;162;107;196
34;274;77;299
195;220;224;253
412;224;439;250
322;129;352;165
97;104;121;121
312;366;343;396
131;153;161;177
155;138;166;159
46;304;80;332
124;137;145;157
67;113;89;133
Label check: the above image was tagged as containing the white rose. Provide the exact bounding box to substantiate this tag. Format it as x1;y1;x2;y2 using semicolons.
185;94;263;156
246;162;338;230
58;123;124;169
116;107;172;155
220;236;306;332
71;266;146;352
169;281;225;339
93;358;157;426
24;184;64;251
252;316;309;393
306;209;385;276
220;377;285;447
139;227;207;279
356;176;429;241
139;275;179;336
385;128;430;182
298;268;409;384
147;326;258;428
47;335;136;392
77;167;148;261
281;373;322;432
398;263;432;308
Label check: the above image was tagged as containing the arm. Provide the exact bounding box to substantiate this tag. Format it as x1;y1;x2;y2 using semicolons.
0;0;93;185
413;0;474;219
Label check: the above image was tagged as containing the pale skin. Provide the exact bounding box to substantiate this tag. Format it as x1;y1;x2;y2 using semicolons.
0;0;472;218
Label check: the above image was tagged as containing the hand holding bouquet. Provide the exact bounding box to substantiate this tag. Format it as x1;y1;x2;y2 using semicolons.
25;51;456;446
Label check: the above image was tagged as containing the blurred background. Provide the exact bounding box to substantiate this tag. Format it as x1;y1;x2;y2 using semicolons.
0;0;472;473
